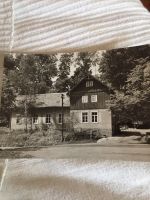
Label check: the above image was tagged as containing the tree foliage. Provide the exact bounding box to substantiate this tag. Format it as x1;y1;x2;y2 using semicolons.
110;61;150;126
69;52;97;89
1;54;58;128
0;71;16;125
99;45;150;91
99;45;150;127
55;52;98;92
55;53;73;92
10;54;58;95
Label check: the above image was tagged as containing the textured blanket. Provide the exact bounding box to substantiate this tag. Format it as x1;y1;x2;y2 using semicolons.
0;0;150;53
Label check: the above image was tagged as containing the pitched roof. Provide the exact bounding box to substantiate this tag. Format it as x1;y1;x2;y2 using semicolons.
16;93;70;108
70;74;110;93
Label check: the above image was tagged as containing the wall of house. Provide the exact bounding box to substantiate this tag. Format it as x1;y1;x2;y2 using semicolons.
11;112;27;130
72;77;109;93
70;109;112;137
11;107;70;130
70;91;110;110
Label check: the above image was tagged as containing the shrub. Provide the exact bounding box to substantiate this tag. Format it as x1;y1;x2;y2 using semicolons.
145;132;150;144
64;132;75;141
74;130;91;140
42;124;49;131
91;130;103;140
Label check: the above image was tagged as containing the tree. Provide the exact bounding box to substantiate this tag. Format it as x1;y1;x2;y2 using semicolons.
69;52;97;89
10;54;58;95
99;45;150;91
99;45;150;131
13;54;57;131
55;53;73;92
0;54;17;126
110;60;150;127
1;53;58;130
0;71;16;127
4;54;16;70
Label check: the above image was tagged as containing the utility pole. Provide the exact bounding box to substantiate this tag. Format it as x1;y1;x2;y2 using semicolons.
61;94;64;142
0;54;4;107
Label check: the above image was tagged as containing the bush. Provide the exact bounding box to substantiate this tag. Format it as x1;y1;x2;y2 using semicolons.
73;129;104;141
64;132;75;141
145;132;150;144
41;124;49;131
74;130;90;140
91;130;104;140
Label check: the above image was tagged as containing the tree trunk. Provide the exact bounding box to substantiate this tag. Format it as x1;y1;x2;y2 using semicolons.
24;99;28;132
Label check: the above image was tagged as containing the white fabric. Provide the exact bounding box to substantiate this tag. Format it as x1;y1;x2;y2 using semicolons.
0;0;150;53
1;159;150;200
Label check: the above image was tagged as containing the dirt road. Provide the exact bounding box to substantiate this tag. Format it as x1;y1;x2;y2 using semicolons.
0;143;147;161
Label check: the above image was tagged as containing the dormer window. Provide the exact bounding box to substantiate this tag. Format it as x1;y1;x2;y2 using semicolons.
91;95;97;102
82;96;88;103
86;81;93;87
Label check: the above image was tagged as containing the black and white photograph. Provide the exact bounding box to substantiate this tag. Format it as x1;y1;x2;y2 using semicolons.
0;45;150;200
0;44;150;199
0;0;150;199
0;45;150;149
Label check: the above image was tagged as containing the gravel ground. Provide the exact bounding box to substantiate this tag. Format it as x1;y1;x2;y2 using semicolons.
0;144;150;161
97;136;145;145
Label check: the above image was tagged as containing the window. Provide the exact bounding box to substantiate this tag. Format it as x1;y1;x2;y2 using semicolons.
16;114;22;124
86;81;93;87
82;112;88;123
92;112;98;123
82;96;88;103
58;113;64;124
33;114;38;124
91;95;97;102
46;113;51;124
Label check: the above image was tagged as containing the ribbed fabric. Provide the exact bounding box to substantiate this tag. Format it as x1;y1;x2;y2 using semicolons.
0;1;12;52
0;0;150;53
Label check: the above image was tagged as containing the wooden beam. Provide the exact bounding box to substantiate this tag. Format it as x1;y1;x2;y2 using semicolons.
0;54;4;106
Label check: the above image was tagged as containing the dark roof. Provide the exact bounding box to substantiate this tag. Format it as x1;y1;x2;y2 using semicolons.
16;93;70;108
70;74;111;93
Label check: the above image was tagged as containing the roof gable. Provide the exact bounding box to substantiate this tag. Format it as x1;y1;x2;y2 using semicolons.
70;75;110;93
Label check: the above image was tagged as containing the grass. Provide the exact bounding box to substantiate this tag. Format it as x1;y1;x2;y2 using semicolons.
1;127;149;147
0;128;76;147
0;127;101;147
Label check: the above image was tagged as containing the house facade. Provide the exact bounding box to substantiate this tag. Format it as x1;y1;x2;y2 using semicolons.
70;75;112;137
11;76;112;137
11;93;70;130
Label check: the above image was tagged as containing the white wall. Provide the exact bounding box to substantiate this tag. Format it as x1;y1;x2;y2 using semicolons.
70;109;112;136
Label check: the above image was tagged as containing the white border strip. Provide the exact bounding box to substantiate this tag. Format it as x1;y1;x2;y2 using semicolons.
0;159;8;191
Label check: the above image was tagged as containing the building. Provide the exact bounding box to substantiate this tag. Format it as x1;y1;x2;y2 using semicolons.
11;75;112;137
70;75;112;137
11;93;70;130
